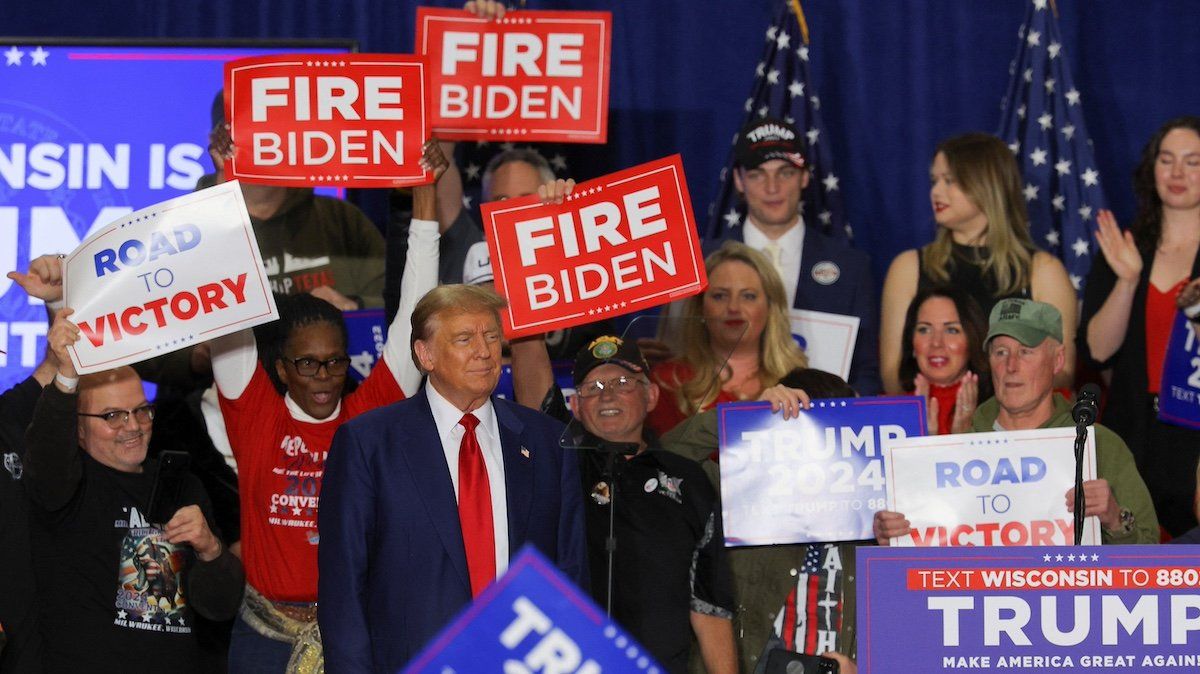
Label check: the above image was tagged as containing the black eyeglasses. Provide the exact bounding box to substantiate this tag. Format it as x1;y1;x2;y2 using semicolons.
79;404;156;429
575;375;648;398
284;356;351;377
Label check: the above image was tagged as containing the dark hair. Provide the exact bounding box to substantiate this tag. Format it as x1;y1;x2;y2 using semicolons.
897;285;992;397
1131;116;1200;252
778;368;856;399
265;293;353;395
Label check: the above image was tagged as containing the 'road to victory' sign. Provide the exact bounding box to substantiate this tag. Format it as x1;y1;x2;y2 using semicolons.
886;427;1100;547
481;154;706;339
417;8;611;143
62;181;277;374
718;396;926;545
225;54;431;187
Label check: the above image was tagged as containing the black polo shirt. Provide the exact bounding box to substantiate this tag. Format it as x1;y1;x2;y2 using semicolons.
577;438;734;674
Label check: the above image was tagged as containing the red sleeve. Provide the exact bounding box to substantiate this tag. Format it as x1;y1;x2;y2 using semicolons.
344;357;405;418
646;361;690;435
217;365;281;462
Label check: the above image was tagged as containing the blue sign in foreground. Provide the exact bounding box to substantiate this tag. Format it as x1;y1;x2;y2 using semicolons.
1159;311;1200;430
857;545;1200;673
404;546;662;674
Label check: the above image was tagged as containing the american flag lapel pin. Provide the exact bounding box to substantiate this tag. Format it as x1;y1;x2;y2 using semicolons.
520;447;530;459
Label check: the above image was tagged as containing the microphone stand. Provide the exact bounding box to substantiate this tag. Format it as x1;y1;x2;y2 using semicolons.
1072;418;1088;546
594;439;638;617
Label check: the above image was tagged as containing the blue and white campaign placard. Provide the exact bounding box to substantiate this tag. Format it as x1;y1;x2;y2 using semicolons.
718;396;927;546
1158;311;1200;429
343;308;385;382
857;545;1200;673
404;545;662;674
62;182;277;374
885;427;1099;547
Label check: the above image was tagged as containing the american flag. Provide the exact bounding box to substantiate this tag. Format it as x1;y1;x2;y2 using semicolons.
772;543;844;656
997;0;1109;293
706;0;849;242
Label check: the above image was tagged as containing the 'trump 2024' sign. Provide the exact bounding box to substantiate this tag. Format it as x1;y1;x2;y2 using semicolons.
417;8;611;143
225;54;431;187
62;181;277;374
481;155;706;339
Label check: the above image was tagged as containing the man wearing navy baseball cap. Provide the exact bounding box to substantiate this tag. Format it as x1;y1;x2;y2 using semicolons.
569;335;736;674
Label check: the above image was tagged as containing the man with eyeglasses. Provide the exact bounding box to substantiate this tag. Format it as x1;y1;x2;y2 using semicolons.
873;299;1159;546
568;335;736;674
21;310;244;673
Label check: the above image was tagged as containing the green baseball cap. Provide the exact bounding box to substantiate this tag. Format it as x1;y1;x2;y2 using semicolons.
985;298;1063;348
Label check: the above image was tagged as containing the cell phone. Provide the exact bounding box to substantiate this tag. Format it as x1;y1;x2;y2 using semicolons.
146;450;191;527
763;649;839;674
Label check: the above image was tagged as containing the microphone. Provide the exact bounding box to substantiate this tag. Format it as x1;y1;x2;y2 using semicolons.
1071;383;1100;426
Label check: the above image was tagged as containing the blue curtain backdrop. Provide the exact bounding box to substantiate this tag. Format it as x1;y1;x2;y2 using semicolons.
3;0;1198;284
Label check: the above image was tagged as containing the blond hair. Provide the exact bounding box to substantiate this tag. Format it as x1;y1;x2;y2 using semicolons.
410;284;508;372
922;133;1036;296
665;241;808;416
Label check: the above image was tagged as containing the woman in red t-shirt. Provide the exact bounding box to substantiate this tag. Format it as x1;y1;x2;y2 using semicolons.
646;242;809;434
897;285;991;434
1080;116;1200;537
211;145;444;671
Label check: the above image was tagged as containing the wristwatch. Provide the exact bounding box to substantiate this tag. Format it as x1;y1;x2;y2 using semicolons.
1108;507;1135;535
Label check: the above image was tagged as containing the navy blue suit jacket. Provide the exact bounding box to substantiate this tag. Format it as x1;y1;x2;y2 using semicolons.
709;224;881;395
317;387;587;673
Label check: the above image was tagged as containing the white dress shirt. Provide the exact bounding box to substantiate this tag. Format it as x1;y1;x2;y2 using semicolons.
425;380;510;577
743;217;805;308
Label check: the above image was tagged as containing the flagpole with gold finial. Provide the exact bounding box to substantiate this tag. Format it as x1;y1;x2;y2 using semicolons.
787;0;810;45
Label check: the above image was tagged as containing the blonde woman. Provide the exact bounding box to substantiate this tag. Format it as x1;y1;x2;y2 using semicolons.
880;133;1076;393
646;242;809;434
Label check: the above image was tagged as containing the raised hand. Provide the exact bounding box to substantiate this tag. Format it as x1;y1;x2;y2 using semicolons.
1093;209;1142;283
538;178;576;205
7;254;65;302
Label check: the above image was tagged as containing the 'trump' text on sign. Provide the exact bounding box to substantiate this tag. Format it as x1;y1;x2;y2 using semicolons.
417;8;611;143
481;154;706;339
225;54;431;187
62;181;277;374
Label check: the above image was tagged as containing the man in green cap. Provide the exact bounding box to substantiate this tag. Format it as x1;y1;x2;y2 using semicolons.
874;298;1159;545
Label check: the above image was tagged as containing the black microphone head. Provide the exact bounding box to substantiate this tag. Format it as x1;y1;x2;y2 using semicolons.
1071;383;1101;424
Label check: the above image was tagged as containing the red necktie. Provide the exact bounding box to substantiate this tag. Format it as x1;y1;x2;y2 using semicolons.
457;413;496;596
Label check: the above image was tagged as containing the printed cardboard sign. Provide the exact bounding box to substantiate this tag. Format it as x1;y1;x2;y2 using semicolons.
62;181;277;374
225;54;431;187
481;155;706;339
417;8;611;143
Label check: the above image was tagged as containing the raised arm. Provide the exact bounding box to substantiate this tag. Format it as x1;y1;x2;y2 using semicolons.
1082;209;1143;364
23;309;84;512
383;140;446;396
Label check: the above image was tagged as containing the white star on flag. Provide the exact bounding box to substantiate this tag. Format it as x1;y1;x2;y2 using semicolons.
1030;148;1047;166
1078;205;1092;220
550;154;568;171
462;195;473;209
1027;30;1041;46
756;62;766;76
1023;68;1033;83
1055;159;1072;176
1017;104;1027;119
1048;42;1061;58
1062;124;1076;140
1070;274;1082;290
766;26;777;40
806;127;820;145
30;46;48;66
1023;183;1039;201
797;45;809;61
788;80;804;98
818;210;832;224
822;174;839;192
724;209;741;226
744;97;753;112
1072;238;1089;257
1046;230;1060;246
810;95;820;110
1044;78;1056;93
4;46;23;66
1038;113;1054;130
1034;0;1048;9
1052;194;1065;211
1082;168;1099;186
767;69;780;84
465;163;481;181
1008;141;1021;154
1066;89;1081;106
758;105;769;117
776;31;791;50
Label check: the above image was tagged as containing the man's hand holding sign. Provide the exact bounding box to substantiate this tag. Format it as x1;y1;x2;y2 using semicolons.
225;53;431;187
417;6;611;143
482;155;707;339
